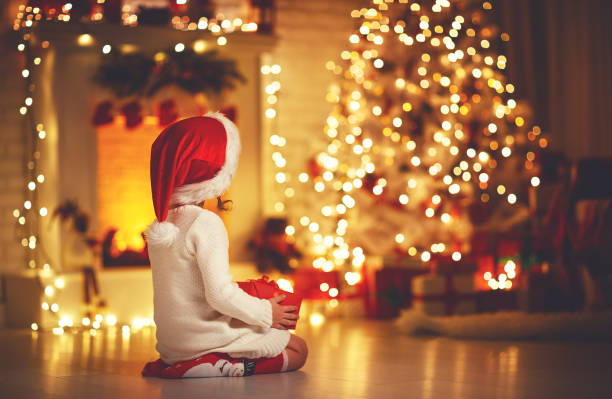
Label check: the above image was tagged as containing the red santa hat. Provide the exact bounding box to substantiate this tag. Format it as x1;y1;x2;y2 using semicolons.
146;112;240;245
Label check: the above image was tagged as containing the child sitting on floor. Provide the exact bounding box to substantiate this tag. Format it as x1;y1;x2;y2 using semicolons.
142;113;308;378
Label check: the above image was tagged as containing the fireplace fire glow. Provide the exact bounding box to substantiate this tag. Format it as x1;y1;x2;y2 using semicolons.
97;117;158;260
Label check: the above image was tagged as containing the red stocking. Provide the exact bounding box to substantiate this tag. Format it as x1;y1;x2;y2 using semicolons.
141;350;288;378
244;351;288;376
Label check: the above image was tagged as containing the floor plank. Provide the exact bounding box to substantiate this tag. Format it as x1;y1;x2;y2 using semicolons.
1;319;611;398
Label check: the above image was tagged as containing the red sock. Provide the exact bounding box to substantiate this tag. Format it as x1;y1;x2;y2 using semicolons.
142;359;168;377
244;350;288;376
160;352;245;378
142;350;288;378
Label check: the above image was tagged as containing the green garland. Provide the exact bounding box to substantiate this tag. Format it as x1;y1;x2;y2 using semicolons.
93;49;245;98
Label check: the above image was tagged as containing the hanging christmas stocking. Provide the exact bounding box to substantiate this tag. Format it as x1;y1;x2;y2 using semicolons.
121;101;143;129
158;99;178;126
92;101;114;126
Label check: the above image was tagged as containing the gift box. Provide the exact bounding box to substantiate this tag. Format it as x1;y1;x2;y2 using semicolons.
364;259;429;318
431;256;478;274
522;268;571;313
411;272;476;316
291;268;340;300
238;275;303;318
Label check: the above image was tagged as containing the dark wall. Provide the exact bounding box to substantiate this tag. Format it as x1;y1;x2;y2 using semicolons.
496;0;612;159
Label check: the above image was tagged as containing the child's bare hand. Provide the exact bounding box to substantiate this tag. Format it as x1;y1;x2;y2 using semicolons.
269;295;299;330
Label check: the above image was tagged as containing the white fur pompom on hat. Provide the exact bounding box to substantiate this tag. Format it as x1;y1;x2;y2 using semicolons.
145;112;240;246
145;221;180;247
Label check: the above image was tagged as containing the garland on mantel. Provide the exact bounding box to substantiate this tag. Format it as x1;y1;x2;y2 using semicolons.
92;49;245;128
94;49;245;98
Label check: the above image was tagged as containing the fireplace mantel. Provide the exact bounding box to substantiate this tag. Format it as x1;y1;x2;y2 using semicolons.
34;22;277;53
31;22;276;266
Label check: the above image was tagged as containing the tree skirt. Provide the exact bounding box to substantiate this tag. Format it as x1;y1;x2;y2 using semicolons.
396;309;612;340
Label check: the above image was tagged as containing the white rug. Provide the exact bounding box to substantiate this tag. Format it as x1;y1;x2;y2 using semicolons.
396;309;612;340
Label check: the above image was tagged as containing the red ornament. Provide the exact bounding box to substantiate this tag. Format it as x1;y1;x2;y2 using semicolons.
157;99;178;126
382;93;394;116
121;101;143;129
307;157;322;179
169;0;188;15
92;101;114;126
390;198;404;210
362;173;378;192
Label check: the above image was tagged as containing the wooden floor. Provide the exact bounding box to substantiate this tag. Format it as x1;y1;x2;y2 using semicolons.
1;319;611;399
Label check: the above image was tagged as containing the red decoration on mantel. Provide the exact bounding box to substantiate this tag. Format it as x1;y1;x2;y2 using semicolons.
92;101;114;126
94;99;234;129
158;99;179;126
121;101;143;129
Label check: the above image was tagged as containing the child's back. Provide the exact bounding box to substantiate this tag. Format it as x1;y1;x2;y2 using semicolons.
148;204;289;365
142;114;306;378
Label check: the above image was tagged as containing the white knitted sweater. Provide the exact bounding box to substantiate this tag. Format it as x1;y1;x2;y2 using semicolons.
147;205;290;364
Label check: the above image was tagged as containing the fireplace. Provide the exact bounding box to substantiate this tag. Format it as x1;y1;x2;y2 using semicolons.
96;116;233;266
33;23;276;267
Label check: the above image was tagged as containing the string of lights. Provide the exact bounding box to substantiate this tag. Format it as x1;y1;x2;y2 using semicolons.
12;2;262;333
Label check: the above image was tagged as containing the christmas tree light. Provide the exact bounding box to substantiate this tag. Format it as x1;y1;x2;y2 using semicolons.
288;0;544;291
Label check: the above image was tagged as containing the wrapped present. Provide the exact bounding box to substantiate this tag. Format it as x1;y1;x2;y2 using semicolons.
496;234;523;258
364;261;429;318
431;256;478;274
522;267;570;313
382;254;426;270
411;272;476;316
237;275;303;317
292;268;340;300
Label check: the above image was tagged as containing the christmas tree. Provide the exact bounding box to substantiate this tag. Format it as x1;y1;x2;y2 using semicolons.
286;0;544;289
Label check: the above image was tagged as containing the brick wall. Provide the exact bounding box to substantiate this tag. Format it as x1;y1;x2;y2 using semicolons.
266;0;365;208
